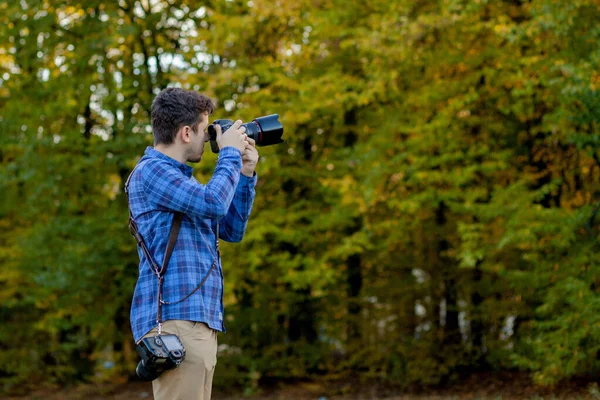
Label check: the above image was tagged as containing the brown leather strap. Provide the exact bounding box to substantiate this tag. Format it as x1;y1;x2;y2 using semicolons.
160;213;182;277
129;215;161;276
156;212;182;324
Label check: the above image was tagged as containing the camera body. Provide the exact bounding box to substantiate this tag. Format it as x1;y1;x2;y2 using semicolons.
136;334;186;381
207;114;284;153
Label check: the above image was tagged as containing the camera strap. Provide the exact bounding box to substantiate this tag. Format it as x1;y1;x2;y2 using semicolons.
155;212;182;330
125;166;220;336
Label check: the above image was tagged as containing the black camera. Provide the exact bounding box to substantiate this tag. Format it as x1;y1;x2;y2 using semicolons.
136;334;186;381
207;114;284;153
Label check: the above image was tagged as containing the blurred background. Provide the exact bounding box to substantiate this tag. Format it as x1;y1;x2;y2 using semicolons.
1;0;600;398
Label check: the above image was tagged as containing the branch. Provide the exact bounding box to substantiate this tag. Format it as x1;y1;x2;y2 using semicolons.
149;29;166;90
588;199;600;235
138;33;155;96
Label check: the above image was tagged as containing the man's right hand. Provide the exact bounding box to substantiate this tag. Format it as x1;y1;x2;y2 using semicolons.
215;120;248;153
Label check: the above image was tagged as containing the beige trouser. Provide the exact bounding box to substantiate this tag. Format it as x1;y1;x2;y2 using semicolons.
142;320;218;400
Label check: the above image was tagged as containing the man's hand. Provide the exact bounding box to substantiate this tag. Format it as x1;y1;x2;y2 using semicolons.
216;120;248;153
241;138;259;177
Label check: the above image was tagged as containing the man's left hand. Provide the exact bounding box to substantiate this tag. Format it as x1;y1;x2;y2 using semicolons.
241;137;259;177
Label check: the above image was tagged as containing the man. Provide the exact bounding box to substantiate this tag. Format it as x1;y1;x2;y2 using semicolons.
126;87;259;399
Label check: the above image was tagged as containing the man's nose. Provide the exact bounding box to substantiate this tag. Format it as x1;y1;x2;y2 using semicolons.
204;131;210;142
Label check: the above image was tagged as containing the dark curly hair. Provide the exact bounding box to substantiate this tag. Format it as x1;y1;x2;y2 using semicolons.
150;87;216;145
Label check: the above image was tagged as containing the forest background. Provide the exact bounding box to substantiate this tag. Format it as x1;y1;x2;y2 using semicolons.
1;0;600;397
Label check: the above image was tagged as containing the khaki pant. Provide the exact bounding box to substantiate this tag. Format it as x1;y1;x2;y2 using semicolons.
142;320;218;400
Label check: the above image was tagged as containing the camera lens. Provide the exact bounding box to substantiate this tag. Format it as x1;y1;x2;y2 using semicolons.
136;359;161;382
251;114;284;146
207;115;284;154
243;121;261;142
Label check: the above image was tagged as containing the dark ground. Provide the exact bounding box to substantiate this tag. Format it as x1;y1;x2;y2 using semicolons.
2;372;598;400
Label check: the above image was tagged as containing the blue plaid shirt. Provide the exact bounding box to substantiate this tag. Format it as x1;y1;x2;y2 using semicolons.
126;146;256;343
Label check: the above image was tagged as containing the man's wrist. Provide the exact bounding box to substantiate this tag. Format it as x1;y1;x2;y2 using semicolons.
220;146;242;156
240;168;255;177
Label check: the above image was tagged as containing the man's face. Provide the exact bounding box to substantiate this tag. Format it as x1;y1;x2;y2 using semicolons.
187;112;210;163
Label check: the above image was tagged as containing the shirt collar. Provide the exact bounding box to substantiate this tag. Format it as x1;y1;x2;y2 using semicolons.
144;146;194;177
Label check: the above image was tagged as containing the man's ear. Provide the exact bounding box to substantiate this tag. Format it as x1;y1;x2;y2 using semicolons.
179;126;192;144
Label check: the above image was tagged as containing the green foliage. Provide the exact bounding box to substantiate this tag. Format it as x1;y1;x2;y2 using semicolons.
0;0;599;394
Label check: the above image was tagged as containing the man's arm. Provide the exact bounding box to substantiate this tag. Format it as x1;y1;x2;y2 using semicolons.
143;147;242;219
218;138;259;242
218;173;257;242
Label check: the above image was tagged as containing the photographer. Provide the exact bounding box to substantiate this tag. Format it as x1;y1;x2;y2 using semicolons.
126;87;259;400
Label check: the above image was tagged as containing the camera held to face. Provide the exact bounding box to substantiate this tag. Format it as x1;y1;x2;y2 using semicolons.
207;114;284;153
136;334;186;381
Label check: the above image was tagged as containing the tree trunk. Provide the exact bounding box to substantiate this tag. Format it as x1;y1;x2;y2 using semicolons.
347;253;363;340
436;201;461;347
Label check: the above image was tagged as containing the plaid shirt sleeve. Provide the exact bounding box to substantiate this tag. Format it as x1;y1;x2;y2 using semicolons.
219;172;257;242
142;147;242;219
